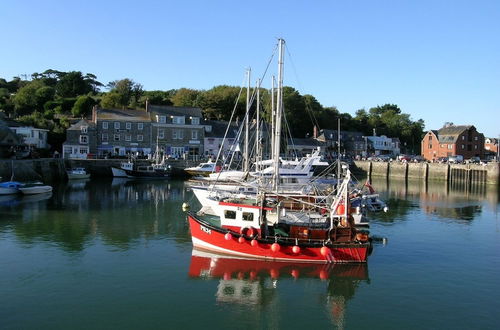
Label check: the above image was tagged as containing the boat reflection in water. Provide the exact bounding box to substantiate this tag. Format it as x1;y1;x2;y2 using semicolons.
188;249;369;326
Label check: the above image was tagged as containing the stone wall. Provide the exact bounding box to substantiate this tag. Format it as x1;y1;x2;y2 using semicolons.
352;160;499;185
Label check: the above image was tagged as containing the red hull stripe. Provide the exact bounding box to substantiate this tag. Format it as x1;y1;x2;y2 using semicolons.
187;214;368;263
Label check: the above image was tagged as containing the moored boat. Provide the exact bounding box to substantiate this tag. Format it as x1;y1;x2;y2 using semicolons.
67;168;90;180
0;181;24;195
184;160;220;177
124;165;170;179
19;183;53;195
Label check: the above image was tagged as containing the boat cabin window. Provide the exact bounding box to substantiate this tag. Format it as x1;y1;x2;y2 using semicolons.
242;212;253;221
224;210;236;220
201;164;213;169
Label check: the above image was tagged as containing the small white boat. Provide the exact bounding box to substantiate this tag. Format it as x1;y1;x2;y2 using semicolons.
0;181;24;195
111;161;134;177
19;183;53;195
184;160;219;177
67;168;90;180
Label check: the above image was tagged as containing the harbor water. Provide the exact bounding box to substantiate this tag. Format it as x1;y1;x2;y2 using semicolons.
0;178;499;329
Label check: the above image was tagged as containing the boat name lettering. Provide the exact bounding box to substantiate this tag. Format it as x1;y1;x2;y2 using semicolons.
200;225;211;234
237;207;242;211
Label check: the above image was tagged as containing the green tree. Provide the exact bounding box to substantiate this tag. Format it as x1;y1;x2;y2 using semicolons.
106;78;143;108
12;80;46;115
100;92;122;109
170;88;200;107
56;71;93;98
72;95;96;117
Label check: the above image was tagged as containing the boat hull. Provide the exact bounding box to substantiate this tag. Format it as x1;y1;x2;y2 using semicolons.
19;186;53;195
187;213;369;263
67;173;90;180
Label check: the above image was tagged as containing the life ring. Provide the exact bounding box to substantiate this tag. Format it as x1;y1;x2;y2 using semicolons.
240;227;257;238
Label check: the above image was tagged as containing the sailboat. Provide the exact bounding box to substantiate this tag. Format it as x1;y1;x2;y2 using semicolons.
186;39;371;263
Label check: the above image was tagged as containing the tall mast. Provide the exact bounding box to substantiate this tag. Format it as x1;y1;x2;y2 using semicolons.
244;68;251;172
256;79;261;173
337;117;341;182
271;76;275;160
273;39;285;191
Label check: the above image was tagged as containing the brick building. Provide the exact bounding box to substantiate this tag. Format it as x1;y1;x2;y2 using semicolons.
421;124;484;161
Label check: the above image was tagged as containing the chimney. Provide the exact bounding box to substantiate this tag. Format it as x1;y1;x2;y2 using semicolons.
145;98;150;112
92;105;97;124
373;128;376;136
313;125;318;138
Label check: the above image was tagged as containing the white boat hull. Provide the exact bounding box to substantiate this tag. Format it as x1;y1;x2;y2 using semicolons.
19;186;53;195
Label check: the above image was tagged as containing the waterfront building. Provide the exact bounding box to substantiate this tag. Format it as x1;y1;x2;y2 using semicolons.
8;124;49;149
94;107;152;157
62;119;97;159
484;138;498;160
316;129;365;157
147;104;204;159
203;120;239;160
364;134;400;157
421;124;485;161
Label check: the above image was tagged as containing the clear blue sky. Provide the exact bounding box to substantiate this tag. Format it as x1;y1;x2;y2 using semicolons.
1;0;499;137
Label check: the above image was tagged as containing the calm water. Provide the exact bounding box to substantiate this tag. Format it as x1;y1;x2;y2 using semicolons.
1;178;499;329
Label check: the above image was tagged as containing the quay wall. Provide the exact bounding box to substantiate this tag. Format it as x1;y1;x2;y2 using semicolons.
0;158;200;182
352;161;499;186
0;159;67;182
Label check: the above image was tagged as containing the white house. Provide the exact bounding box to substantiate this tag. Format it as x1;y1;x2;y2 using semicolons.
9;126;49;149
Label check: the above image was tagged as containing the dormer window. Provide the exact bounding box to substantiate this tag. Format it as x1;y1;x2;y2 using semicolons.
172;116;185;124
81;126;88;133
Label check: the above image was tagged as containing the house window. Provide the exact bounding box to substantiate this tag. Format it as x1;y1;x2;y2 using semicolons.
114;134;120;141
79;135;88;144
137;135;143;142
461;144;465;149
448;144;453;150
191;130;198;139
102;122;108;129
242;212;253;221
171;146;184;157
138;123;144;130
81;126;88;133
157;115;166;123
474;145;478;149
173;129;184;140
114;122;120;129
462;136;465;140
224;210;236;220
474;136;478;141
125;134;131;142
172;116;185;124
158;129;165;139
428;144;432;149
102;134;108;142
126;122;131;130
79;147;88;154
428;135;432;141
191;117;200;125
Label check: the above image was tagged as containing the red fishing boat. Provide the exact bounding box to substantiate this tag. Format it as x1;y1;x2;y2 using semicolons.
186;169;371;263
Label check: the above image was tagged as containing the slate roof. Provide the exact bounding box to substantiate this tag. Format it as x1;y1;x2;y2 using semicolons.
436;125;472;143
67;119;95;130
97;108;151;121
204;120;238;138
148;105;202;118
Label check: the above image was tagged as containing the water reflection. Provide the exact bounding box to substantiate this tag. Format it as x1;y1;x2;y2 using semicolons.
188;249;369;327
0;179;193;252
368;177;499;222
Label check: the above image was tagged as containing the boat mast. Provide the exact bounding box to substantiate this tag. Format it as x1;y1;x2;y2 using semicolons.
270;76;275;160
273;38;285;191
244;68;251;173
337;117;341;183
256;79;261;174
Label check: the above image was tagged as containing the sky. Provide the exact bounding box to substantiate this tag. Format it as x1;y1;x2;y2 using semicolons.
1;0;499;137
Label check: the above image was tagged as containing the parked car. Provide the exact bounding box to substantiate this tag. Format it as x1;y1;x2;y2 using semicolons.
466;157;481;164
448;155;464;163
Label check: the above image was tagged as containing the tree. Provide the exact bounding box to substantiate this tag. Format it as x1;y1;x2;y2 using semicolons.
12;80;46;116
170;88;200;107
72;95;96;117
100;92;122;109
56;71;94;98
106;78;143;108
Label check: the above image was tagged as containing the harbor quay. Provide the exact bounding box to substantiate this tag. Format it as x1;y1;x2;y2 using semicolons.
0;158;198;182
353;160;500;186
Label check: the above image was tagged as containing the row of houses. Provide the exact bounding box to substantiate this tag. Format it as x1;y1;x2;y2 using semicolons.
63;105;242;160
62;104;404;160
